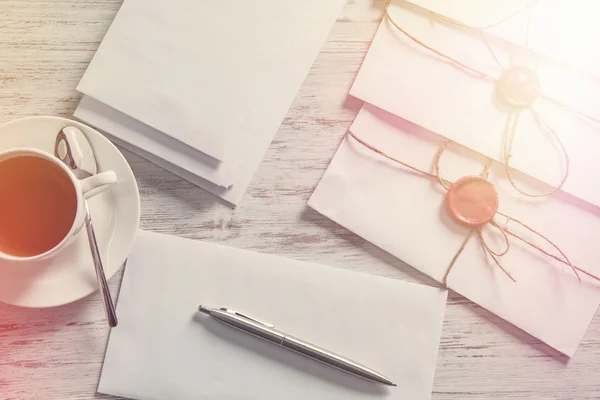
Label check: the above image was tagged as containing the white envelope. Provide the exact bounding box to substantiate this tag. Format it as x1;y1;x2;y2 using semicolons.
309;104;600;357
415;0;600;77
75;96;234;188
99;230;448;400
78;0;347;160
74;95;285;205
350;0;600;208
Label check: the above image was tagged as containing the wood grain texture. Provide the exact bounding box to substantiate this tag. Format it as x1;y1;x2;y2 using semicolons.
0;0;599;399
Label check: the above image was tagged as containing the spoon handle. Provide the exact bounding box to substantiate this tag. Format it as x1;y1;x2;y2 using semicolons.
85;206;118;328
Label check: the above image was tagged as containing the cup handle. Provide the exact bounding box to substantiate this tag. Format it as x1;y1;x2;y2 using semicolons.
81;171;118;199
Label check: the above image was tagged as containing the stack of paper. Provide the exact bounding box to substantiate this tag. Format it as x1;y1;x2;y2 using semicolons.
75;0;347;206
309;0;600;356
99;230;448;400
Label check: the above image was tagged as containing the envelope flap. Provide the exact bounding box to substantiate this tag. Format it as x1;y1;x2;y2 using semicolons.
406;0;600;77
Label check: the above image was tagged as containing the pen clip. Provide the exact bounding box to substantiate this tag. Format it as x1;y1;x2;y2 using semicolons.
220;308;275;328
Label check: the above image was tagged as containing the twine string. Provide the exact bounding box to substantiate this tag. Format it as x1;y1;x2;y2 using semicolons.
525;4;533;49
483;220;511;257
434;139;451;190
539;93;600;125
384;5;496;81
479;30;505;71
426;0;540;31
430;11;505;70
347;131;440;180
481;158;493;178
496;211;592;281
476;228;517;282
442;230;473;286
502;108;570;197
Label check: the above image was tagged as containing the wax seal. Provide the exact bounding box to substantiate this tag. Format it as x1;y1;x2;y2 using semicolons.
447;176;499;228
496;66;540;107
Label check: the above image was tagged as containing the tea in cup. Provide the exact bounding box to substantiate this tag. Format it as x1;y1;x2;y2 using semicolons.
0;148;117;261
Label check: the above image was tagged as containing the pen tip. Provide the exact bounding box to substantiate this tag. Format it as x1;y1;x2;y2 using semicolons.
198;305;211;315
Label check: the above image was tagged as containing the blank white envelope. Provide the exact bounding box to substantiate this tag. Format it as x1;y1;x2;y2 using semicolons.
309;104;600;357
99;230;448;400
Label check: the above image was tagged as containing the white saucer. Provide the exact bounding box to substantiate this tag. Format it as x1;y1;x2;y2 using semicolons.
0;116;140;308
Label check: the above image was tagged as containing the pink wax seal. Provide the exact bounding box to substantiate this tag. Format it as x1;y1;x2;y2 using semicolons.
496;66;540;107
447;176;499;228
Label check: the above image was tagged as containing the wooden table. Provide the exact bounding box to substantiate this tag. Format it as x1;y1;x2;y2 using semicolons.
1;1;599;399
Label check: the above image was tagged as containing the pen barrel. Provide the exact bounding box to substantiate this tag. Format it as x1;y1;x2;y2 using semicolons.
205;308;395;386
210;309;284;344
282;336;363;373
281;336;394;386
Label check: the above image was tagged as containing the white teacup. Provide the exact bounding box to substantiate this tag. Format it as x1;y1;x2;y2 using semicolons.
0;148;117;262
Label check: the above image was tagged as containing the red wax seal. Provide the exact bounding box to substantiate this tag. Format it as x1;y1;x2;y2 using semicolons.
447;176;499;228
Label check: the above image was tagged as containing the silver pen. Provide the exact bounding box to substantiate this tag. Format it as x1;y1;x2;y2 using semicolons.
197;305;396;387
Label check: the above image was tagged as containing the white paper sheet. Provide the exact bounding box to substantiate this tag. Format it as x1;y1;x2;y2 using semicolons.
78;0;347;161
309;104;600;357
99;230;448;400
350;0;600;208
